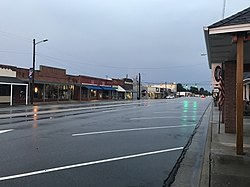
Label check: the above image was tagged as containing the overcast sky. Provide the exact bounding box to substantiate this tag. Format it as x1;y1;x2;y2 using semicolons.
0;0;249;90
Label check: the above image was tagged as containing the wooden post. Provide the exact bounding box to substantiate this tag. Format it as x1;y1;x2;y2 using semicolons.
236;35;244;155
43;83;45;103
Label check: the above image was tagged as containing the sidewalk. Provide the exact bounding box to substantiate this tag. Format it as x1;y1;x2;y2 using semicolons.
209;106;250;187
169;103;250;187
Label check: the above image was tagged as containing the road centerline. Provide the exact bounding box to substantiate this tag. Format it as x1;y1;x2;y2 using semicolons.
72;124;196;137
0;147;183;181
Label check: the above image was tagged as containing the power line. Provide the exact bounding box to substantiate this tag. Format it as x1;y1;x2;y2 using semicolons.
0;29;31;43
0;50;30;55
37;53;204;70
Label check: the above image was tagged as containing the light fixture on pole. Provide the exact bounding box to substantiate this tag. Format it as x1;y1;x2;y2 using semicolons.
30;38;48;104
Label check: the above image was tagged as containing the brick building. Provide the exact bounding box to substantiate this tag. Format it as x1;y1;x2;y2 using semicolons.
0;64;133;105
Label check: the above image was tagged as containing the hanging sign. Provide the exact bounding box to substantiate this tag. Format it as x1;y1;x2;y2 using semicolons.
29;68;33;79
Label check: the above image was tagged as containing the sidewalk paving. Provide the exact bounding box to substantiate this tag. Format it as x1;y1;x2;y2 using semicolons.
170;103;250;187
209;106;250;187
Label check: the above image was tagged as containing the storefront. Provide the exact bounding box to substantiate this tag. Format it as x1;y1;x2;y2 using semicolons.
0;76;28;106
113;85;126;100
32;82;75;102
80;85;115;100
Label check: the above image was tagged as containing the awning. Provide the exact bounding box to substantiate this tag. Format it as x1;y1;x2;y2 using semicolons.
84;85;103;90
0;76;27;85
101;86;116;91
113;85;126;92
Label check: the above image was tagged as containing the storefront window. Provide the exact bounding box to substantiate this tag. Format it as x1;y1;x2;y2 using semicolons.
0;85;10;96
90;89;96;97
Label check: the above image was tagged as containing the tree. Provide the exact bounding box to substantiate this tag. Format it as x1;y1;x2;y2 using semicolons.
199;87;205;95
190;86;198;94
177;83;186;92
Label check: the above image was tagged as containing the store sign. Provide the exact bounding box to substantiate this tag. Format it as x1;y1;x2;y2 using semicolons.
213;88;219;93
28;68;33;79
124;81;133;85
211;63;222;88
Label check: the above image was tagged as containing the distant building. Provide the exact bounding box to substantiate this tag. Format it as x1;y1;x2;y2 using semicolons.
146;83;177;99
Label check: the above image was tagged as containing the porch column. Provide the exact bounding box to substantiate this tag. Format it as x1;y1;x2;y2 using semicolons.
43;84;46;103
243;85;246;100
236;35;244;155
10;84;13;106
79;85;81;101
246;84;250;101
25;84;28;105
57;85;59;102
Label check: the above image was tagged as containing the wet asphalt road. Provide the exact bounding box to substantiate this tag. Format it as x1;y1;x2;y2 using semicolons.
0;98;211;187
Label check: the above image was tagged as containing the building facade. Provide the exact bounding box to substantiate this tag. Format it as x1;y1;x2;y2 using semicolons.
0;64;134;105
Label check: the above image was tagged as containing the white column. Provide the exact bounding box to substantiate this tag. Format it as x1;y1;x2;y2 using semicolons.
25;84;28;105
246;84;250;101
243;85;246;100
10;84;13;106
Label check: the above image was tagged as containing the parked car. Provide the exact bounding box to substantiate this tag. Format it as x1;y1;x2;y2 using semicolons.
166;95;175;99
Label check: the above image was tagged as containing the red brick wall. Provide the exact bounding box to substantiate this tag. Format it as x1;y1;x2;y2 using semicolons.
224;61;236;133
36;66;68;83
15;65;126;87
80;75;114;86
16;68;28;80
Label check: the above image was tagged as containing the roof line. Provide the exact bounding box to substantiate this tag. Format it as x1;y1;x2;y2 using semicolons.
209;7;250;28
209;23;250;35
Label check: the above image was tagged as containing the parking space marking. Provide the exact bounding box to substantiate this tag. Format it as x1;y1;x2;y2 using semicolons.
72;125;196;137
0;147;183;181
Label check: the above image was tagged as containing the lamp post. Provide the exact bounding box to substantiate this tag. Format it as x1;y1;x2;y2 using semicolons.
30;38;48;104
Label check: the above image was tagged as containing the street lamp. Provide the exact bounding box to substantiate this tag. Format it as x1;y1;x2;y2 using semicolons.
30;38;48;104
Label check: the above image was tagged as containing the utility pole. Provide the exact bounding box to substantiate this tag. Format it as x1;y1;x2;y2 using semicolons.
30;39;36;104
222;0;226;19
30;39;48;104
137;73;141;100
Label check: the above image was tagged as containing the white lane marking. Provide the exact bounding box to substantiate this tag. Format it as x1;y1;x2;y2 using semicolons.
101;109;118;113
72;125;196;137
0;129;14;134
154;111;204;114
130;116;198;120
0;147;183;181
